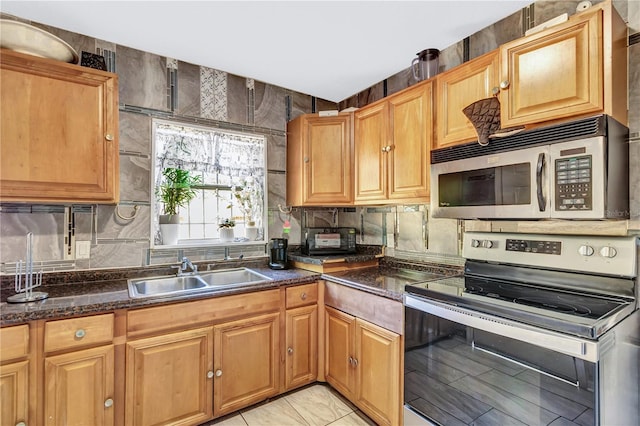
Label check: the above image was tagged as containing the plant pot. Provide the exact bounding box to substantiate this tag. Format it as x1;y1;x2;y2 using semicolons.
219;227;235;242
159;214;180;245
245;226;259;241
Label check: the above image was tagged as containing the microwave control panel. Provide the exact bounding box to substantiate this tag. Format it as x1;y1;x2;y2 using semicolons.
555;155;592;211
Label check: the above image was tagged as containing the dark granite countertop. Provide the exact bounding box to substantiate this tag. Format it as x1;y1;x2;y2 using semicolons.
287;244;383;265
0;256;463;326
0;264;319;326
322;258;463;301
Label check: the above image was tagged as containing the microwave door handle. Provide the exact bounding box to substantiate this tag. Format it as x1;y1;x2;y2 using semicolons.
536;152;546;211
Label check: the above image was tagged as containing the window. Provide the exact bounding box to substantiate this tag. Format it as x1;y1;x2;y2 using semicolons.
152;119;266;246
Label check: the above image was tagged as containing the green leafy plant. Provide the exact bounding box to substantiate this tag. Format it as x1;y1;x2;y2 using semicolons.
157;168;202;216
218;218;236;228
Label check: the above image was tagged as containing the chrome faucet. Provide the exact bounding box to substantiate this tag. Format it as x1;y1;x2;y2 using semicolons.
174;257;198;276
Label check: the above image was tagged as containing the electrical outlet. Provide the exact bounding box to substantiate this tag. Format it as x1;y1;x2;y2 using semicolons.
75;241;91;259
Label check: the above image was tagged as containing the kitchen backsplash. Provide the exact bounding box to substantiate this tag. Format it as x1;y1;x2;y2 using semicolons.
1;0;638;272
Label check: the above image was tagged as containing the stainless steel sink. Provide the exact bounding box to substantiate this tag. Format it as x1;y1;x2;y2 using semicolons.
127;268;272;298
198;268;272;287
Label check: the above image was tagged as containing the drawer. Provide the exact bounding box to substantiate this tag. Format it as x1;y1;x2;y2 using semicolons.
44;313;114;353
0;324;29;361
286;283;318;308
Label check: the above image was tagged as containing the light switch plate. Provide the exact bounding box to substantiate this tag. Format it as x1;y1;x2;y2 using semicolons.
75;241;91;259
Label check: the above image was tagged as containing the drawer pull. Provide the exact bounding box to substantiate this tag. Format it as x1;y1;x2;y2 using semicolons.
104;398;113;408
300;292;307;300
75;329;86;339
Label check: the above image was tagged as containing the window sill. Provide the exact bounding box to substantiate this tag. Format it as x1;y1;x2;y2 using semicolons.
153;239;267;249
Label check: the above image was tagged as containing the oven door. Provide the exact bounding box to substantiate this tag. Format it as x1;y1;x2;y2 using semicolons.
430;145;549;219
404;295;596;426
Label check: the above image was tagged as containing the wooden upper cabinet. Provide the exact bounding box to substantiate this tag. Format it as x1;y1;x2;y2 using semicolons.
354;102;388;202
435;50;499;149
499;2;627;128
355;81;432;204
286;113;353;206
0;49;119;203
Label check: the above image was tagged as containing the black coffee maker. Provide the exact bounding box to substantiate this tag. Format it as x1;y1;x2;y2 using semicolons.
268;238;288;270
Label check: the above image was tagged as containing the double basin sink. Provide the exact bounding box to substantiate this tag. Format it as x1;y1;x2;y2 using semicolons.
128;267;273;299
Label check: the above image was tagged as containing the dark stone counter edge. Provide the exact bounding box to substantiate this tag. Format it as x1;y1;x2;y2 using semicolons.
0;268;320;326
1;257;462;326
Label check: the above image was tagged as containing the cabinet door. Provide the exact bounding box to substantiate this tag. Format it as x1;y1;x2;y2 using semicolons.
324;307;355;399
388;81;432;202
354;102;388;203
213;312;279;416
285;305;318;390
45;345;115;426
304;115;353;205
126;327;213;426
0;360;29;426
499;9;602;127
436;51;499;149
0;50;119;203
354;319;401;426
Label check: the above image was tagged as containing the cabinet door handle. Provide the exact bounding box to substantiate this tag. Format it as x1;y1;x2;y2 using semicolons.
16;422;26;426
105;134;114;141
75;329;86;339
348;356;354;366
352;358;358;367
499;80;510;89
104;398;114;408
300;292;307;300
288;347;294;355
207;371;214;379
304;157;309;163
385;145;392;152
491;86;500;96
215;369;223;377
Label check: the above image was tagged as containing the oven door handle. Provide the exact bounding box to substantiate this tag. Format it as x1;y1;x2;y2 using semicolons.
404;295;598;362
536;152;546;211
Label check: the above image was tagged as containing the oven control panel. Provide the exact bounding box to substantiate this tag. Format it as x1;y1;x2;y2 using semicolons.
506;239;561;255
463;232;637;277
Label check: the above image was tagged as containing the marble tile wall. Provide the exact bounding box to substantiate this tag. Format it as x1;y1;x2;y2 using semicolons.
1;0;637;272
0;13;325;272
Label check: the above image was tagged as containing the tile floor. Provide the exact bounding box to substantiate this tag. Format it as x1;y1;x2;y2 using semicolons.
202;383;377;426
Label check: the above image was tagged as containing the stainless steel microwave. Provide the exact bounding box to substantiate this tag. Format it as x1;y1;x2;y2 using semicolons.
430;115;629;220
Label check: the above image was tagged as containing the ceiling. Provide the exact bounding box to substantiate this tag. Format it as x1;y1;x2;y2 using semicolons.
1;1;531;102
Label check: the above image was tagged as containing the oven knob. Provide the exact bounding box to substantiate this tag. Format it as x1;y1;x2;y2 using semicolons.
600;246;617;258
578;245;594;256
471;239;481;248
482;240;493;248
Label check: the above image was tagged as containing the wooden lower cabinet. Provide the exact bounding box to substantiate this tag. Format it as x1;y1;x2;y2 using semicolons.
44;344;115;426
0;360;30;426
213;312;280;417
285;305;318;390
324;306;401;426
125;327;214;426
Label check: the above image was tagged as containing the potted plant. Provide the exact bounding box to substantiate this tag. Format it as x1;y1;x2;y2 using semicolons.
230;176;263;240
218;218;236;242
157;168;201;245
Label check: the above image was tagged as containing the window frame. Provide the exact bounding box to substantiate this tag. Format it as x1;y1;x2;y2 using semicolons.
150;118;268;248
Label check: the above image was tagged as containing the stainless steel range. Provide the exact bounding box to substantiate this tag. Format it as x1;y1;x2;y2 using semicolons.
404;232;639;426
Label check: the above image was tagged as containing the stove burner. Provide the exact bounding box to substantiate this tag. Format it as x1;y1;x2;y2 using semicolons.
514;296;592;316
